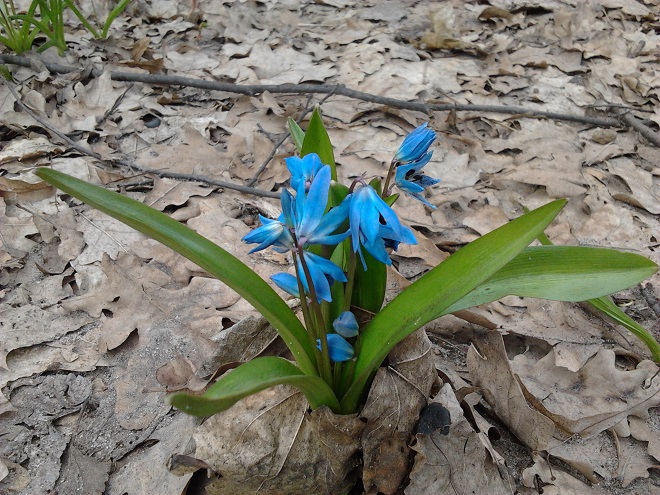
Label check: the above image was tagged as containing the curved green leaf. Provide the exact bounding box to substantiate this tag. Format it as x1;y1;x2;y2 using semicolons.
287;117;305;152
301;107;336;180
340;200;567;412
35;168;317;376
588;297;660;363
169;357;340;416
443;246;658;313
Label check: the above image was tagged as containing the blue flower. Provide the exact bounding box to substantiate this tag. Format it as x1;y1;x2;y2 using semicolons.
243;164;350;302
271;250;346;303
395;164;441;209
394;123;436;165
317;334;354;362
333;311;359;338
282;165;351;247
242;215;293;254
393;124;440;208
349;185;417;267
286;153;325;191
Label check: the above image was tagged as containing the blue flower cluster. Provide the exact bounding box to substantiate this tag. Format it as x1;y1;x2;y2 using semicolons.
393;123;440;208
242;124;438;362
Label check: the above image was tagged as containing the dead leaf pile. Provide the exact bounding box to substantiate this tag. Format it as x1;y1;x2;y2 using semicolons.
1;0;659;493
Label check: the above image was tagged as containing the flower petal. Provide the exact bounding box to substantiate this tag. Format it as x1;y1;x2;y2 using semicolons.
286;153;324;191
317;334;354;362
242;215;292;253
271;273;301;298
394;123;436;164
333;311;359;338
307;196;351;245
297;165;331;238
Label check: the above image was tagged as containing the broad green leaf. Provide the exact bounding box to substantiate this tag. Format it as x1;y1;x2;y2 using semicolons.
351;249;387;315
529;229;660;362
589;297;660;363
340;200;567;412
287;117;305;152
35;168;317;376
442;246;658;313
533;231;660;362
301;107;336;181
169;357;340;416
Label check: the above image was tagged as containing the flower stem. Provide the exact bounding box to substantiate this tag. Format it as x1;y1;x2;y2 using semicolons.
342;247;357;312
381;158;397;198
296;248;333;385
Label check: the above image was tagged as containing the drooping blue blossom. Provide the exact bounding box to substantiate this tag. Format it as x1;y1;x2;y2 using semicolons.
243;164;350;302
317;333;354;362
333;311;359;338
242;215;293;254
286;153;325;191
349;185;417;267
394;123;436;165
395;164;441;208
393;124;440;208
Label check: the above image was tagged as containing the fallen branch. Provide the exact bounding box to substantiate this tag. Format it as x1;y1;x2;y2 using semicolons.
0;53;628;129
619;113;660;147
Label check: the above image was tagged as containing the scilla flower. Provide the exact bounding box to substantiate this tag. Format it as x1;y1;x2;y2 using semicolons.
393;124;440;208
317;334;354;362
243;165;350;302
349;185;417;267
286;153;325;191
394;123;436;165
333;311;359;338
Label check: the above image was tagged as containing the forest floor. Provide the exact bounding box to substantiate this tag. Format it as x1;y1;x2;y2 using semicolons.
1;0;659;494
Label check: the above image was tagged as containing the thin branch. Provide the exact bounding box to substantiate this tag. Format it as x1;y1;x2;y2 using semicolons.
0;53;627;129
619;113;660;147
3;80;279;198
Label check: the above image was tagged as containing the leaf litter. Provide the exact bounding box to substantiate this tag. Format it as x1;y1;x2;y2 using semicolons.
1;0;660;493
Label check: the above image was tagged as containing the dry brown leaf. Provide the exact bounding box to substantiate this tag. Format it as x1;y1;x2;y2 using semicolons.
475;298;609;371
0;303;93;369
0;137;64;166
360;329;436;495
192;387;363;495
63;253;239;352
462;204;510;236
606;157;660;214
629;416;660;462
0;197;39;259
143;177;214;212
56;446;110;495
406;384;513;495
512;348;660;438
106;414;196;495
521;453;604;495
75;208;148;265
467;330;556;451
202;309;282;373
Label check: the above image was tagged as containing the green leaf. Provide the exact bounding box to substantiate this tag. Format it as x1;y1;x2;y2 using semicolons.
340;200;567;412
169;357;340;416
301;107;336;181
287;117;305;152
0;64;12;81
528;229;660;362
351;250;387;314
588;297;660;363
35;168;318;376
443;246;658;313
